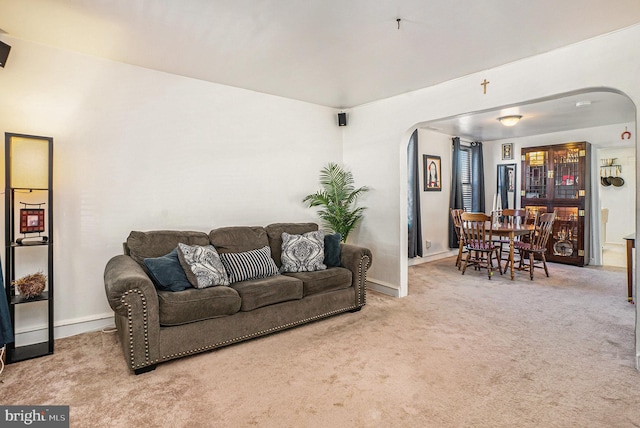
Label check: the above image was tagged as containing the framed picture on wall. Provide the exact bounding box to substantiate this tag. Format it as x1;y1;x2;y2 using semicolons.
502;143;514;160
423;155;442;191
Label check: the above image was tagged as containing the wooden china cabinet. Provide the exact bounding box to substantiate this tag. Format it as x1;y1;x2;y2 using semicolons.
520;141;591;266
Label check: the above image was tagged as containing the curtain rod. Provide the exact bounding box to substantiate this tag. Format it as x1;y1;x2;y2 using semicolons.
454;137;476;144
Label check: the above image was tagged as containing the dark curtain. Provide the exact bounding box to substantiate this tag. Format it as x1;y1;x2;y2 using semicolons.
448;137;463;248
470;141;485;213
407;130;423;258
498;166;510;209
0;258;14;347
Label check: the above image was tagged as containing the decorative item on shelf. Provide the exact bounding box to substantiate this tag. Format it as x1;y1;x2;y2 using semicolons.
16;202;48;245
12;272;46;299
553;239;574;256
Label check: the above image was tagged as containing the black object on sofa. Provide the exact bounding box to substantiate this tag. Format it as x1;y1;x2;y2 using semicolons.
104;223;372;374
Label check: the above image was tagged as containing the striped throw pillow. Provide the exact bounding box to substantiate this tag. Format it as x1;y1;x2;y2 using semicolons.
219;246;279;283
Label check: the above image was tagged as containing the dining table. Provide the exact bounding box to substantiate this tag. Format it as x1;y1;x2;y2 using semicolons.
457;217;537;280
487;221;537;280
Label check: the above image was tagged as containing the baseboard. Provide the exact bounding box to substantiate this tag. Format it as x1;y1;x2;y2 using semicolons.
367;280;400;297
408;250;457;266
13;313;115;346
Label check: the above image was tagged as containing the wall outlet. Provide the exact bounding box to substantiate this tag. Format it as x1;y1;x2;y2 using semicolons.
426;240;432;249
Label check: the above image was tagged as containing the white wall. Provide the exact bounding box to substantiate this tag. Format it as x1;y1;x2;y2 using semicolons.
418;129;453;260
598;146;636;244
408;129;453;266
0;36;343;341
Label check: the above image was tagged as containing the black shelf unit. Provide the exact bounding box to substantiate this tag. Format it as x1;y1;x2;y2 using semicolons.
4;133;54;363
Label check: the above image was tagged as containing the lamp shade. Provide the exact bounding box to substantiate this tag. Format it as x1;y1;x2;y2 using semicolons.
9;136;51;189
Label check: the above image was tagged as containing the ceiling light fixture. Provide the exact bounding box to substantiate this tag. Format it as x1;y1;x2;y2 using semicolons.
497;115;522;127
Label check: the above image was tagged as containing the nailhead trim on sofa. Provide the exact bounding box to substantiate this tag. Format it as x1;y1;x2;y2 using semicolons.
121;289;151;369
124;254;370;370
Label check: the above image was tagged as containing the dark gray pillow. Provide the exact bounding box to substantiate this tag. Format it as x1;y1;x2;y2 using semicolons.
323;233;342;267
144;248;192;292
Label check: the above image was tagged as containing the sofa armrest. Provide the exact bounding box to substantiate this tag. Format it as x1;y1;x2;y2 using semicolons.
339;243;373;308
104;255;159;316
104;255;160;372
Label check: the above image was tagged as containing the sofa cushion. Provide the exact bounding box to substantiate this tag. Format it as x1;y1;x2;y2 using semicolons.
143;248;193;292
283;267;352;296
323;233;342;267
209;226;269;253
127;230;210;267
157;286;241;326
265;223;318;267
280;231;327;273
219;246;279;283
230;274;303;311
177;243;229;288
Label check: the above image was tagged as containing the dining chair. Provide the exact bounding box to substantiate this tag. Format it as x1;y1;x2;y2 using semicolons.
497;208;528;263
459;212;503;279
450;208;466;269
515;212;556;280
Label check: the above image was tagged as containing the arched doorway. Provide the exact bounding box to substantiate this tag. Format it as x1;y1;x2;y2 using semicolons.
403;88;636;288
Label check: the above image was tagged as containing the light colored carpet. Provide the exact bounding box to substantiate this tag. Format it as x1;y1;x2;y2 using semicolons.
2;257;640;427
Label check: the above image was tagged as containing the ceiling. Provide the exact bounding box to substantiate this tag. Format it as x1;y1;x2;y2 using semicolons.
0;0;639;140
423;90;637;142
2;0;640;109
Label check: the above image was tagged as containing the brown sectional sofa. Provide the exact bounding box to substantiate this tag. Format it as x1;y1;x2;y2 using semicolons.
104;222;372;374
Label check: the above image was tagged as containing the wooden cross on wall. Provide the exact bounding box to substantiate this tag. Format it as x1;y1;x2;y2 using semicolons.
481;79;490;94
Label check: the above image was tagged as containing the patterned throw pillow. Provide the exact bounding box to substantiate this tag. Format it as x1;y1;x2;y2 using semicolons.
219;246;279;283
177;243;230;288
280;231;327;273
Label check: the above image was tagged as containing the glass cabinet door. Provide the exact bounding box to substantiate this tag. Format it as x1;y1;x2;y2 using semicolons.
523;205;548;223
552;146;583;199
523;150;548;199
550;206;581;260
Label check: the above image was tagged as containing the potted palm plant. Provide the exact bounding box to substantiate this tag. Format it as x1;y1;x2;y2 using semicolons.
303;162;369;242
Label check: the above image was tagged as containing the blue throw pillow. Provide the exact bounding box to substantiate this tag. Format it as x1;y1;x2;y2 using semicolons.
144;248;192;292
323;233;342;267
